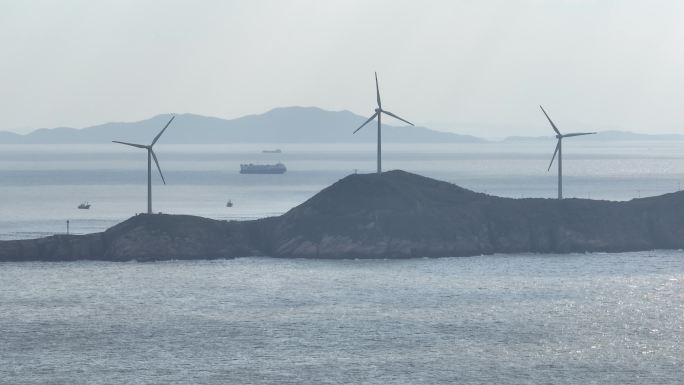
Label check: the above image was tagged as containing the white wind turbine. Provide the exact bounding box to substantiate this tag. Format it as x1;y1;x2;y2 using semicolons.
113;115;175;214
540;106;595;199
353;72;414;173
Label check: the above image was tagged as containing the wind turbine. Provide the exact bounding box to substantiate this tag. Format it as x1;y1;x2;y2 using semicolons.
113;115;175;214
540;106;595;199
353;72;414;173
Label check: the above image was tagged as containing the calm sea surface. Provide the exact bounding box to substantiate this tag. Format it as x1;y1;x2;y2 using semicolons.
1;141;684;239
1;142;683;383
1;253;682;384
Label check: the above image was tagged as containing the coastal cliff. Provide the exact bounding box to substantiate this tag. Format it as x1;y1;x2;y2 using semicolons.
2;170;684;261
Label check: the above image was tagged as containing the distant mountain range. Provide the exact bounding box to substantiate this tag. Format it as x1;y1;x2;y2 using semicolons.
0;107;483;144
1;107;682;144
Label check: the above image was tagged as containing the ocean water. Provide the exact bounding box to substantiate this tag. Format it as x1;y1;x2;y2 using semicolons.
1;252;682;384
2;142;684;383
1;141;684;239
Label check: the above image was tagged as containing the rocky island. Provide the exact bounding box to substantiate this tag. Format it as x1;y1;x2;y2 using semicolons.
2;170;684;262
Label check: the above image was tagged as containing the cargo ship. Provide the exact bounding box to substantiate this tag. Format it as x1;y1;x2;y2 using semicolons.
240;163;287;174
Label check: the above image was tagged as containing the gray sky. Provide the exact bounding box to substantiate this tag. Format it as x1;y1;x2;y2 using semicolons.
1;0;683;137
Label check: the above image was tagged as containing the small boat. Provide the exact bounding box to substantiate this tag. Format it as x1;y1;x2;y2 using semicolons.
78;202;91;210
226;200;233;208
262;149;282;153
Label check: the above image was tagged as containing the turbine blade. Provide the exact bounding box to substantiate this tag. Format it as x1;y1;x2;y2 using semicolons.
382;110;414;126
112;140;147;149
150;149;166;185
539;105;561;135
563;132;596;138
547;140;560;171
151;115;175;146
375;72;382;109
353;112;379;134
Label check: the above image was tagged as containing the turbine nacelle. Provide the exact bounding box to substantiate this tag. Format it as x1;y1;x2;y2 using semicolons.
352;73;414;174
353;73;414;135
540;105;596;199
112;115;174;213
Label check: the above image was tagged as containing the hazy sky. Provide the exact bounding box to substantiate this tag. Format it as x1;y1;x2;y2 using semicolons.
2;0;683;137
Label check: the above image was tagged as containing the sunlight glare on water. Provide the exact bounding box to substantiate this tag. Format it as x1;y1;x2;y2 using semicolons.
1;252;682;384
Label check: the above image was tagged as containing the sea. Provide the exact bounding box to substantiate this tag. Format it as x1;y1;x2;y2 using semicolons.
1;141;683;384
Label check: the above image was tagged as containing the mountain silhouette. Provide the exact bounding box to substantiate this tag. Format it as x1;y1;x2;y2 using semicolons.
0;107;483;144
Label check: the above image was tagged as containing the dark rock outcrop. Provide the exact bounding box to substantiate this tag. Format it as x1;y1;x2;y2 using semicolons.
2;170;684;261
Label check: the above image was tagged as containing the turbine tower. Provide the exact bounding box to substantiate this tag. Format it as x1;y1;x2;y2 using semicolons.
113;115;175;214
540;106;595;200
353;72;414;173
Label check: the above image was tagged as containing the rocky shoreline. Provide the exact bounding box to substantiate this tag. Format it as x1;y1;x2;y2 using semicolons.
2;170;684;262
